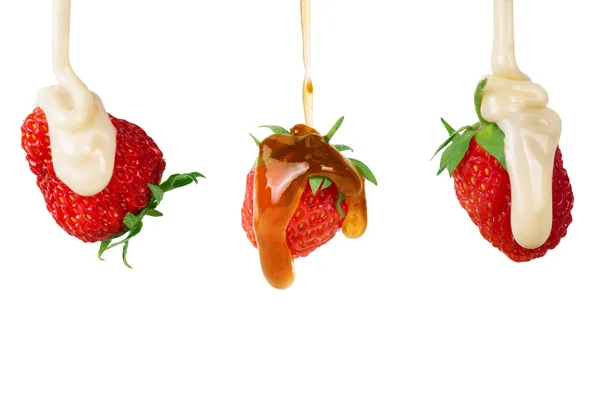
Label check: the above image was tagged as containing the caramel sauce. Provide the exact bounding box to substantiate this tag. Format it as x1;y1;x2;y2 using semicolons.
253;124;367;289
250;0;367;289
300;0;313;126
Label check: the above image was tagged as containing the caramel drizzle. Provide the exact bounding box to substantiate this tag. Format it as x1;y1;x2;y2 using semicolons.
253;125;367;289
300;0;313;127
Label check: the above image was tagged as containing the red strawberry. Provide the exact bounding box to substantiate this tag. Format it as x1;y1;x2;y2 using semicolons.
433;79;574;262
242;166;349;257
21;107;203;267
241;117;377;258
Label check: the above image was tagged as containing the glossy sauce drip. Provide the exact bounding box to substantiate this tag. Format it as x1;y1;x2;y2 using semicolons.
253;125;367;289
480;0;561;249
300;0;313;127
36;0;116;196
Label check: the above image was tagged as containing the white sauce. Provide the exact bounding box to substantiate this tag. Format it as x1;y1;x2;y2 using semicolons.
36;0;116;196
480;0;561;249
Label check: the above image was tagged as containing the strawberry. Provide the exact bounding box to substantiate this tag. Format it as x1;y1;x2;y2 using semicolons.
241;117;377;258
21;107;203;267
432;79;574;262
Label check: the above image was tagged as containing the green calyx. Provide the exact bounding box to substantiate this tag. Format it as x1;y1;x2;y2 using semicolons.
250;116;378;218
432;78;507;176
98;172;205;268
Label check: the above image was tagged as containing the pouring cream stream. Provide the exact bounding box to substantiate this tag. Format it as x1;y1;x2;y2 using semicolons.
300;0;313;127
36;0;116;196
480;0;562;249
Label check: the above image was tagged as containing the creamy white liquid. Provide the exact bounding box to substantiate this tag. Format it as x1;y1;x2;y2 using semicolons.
36;0;116;196
300;0;313;127
480;0;561;249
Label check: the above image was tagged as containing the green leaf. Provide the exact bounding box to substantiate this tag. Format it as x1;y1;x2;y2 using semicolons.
474;123;507;170
433;78;494;177
249;133;261;146
123;213;140;230
441;118;459;143
431;131;460;161
159;175;176;191
324;116;345;143
430;125;470;160
309;176;323;194
98;239;111;260
474;78;488;124
348;158;378;186
106;221;144;251
333;144;353;152
167;175;195;191
259;125;290;134
308;176;333;194
336;191;346;218
160;172;205;192
441;118;455;135
108;230;128;241
122;241;132;269
437;129;475;176
145;209;164;217
188;172;205;182
96;171;203;268
127;220;144;240
148;183;164;205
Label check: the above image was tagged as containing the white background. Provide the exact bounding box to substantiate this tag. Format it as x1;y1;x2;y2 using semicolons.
0;1;599;399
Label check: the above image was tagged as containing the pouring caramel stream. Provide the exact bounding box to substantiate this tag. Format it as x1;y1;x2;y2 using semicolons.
253;125;367;289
